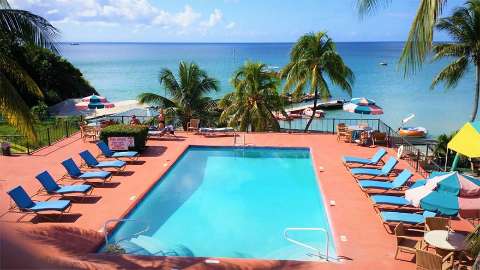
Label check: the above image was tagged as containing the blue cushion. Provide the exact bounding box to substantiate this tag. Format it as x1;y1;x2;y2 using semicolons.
371;195;409;206
380;211;436;224
79;170;111;179
342;156;372;164
96;160;126;168
56;184;92;194
410;179;426;189
370;148;387;163
36;171;60;193
97;141;114;157
351;168;383;176
390;170;413;188
381;157;398;174
79;150;99;166
112;151;138;158
7;186;35;209
359;180;393;189
29;200;71;212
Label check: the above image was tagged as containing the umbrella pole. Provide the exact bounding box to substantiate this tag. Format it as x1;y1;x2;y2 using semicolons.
445;149;449;171
451;152;461;172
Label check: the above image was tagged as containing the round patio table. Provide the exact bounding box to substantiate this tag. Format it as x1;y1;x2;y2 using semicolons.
424;230;467;251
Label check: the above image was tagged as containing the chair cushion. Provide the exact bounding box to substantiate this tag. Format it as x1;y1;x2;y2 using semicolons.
380;211;425;224
79;171;111;179
30;200;71;212
112;151;138;158
359;180;393;189
371;195;409;206
342;156;372;164
96;160;126;168
351;168;383;176
56;184;92;194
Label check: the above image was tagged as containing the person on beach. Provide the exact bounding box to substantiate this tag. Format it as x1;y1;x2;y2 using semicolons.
130;115;140;125
158;109;165;129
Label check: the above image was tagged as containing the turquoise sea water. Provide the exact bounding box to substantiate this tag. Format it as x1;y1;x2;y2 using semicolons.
102;146;335;261
60;42;474;136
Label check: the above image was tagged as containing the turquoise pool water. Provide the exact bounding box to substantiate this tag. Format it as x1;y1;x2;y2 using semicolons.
101;146;336;261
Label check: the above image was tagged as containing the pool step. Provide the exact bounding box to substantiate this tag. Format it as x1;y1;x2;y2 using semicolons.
128;235;193;257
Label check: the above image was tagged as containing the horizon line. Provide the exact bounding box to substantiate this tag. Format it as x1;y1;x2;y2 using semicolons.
59;40;451;44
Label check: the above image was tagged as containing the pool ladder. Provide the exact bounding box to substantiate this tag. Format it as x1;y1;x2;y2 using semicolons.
103;218;150;247
284;227;330;261
233;132;246;146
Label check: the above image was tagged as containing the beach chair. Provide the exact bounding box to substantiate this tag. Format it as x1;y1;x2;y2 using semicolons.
79;150;126;171
148;125;176;139
380;210;436;232
415;249;454;270
96;141;139;160
358;169;412;193
342;148;386;167
394;223;421;260
350;157;398;178
187;118;200;133
61;158;112;183
7;186;71;221
36;171;93;197
336;123;347;141
370;180;427;211
425;217;450;232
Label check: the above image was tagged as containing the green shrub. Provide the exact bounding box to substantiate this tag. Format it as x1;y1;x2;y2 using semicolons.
100;124;148;151
31;102;49;121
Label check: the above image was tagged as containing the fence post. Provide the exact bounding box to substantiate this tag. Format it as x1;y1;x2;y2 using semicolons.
47;128;51;146
332;118;335;134
416;150;420;171
377;119;380;131
65;121;69;137
26;139;30;155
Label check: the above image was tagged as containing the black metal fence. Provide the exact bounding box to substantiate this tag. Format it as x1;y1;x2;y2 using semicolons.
0;120;80;154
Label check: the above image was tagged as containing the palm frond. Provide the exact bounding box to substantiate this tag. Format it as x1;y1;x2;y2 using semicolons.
137;92;176;108
0;54;43;98
357;0;391;16
0;72;36;140
0;0;10;9
431;56;469;89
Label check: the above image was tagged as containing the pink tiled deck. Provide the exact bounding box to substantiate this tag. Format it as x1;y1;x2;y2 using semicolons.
0;132;474;269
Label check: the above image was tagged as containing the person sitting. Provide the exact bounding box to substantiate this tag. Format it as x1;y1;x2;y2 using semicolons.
130;115;141;125
157;109;165;129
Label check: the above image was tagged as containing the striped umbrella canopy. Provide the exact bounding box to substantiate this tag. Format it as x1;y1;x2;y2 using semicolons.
405;172;480;217
75;94;114;110
343;97;384;115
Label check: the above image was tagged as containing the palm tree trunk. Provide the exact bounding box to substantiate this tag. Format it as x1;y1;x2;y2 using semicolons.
304;88;319;132
471;64;480;122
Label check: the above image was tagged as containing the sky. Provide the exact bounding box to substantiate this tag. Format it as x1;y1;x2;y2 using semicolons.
9;0;466;42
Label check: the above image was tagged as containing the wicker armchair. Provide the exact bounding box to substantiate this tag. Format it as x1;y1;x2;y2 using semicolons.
394;223;420;259
415;249;454;270
425;217;450;232
80;125;99;142
187;118;200;133
336;123;347;141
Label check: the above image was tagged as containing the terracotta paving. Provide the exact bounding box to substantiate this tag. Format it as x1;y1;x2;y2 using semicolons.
0;132;474;269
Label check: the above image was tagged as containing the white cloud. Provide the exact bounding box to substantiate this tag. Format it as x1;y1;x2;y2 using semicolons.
201;9;223;28
225;21;236;29
10;0;228;33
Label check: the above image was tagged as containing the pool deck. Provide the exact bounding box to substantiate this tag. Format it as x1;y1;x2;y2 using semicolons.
0;132;474;269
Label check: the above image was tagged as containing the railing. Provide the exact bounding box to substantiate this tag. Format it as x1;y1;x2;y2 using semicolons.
279;118;443;177
284;227;330;261
0;119;80;154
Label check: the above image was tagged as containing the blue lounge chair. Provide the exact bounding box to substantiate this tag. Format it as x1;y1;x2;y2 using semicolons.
342;148;387;167
7;186;71;221
370;180;427;210
96;141;139;160
79;150;126;171
61;158;112;183
358;169;413;193
350;157;398;178
380;210;436;230
36;171;93;196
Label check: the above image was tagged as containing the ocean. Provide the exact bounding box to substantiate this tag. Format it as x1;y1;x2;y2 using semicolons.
59;42;474;136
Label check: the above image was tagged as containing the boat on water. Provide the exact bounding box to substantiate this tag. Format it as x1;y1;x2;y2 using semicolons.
399;126;428;138
379;62;388;66
302;108;324;118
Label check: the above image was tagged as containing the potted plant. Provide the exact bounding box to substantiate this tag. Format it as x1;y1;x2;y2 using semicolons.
1;142;11;156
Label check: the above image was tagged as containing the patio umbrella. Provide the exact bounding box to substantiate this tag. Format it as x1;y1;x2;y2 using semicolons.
405;172;480;217
342;97;384;115
445;121;480;171
75;94;114;110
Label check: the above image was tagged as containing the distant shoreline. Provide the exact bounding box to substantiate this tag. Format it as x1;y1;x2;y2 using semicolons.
57;41;452;45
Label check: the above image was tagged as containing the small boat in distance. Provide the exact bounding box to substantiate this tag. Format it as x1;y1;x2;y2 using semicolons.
70;43;80;46
379;62;388;66
399;126;428;138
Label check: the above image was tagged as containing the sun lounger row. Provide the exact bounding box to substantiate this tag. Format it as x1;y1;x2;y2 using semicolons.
342;148;437;232
6;141;140;222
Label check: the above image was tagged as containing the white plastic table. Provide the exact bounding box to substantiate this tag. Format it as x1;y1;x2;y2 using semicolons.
424;230;467;251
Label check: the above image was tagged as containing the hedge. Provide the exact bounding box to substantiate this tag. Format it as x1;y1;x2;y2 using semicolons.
100;124;149;152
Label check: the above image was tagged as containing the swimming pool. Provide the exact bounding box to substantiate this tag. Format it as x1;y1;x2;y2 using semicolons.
101;146;336;261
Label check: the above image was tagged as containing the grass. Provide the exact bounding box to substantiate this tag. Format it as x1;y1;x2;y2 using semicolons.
0;119;80;153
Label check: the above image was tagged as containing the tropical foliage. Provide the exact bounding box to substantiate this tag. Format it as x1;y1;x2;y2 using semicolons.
219;62;284;132
137;61;219;130
281;32;354;131
430;0;480;122
0;0;58;140
358;0;448;74
466;225;480;267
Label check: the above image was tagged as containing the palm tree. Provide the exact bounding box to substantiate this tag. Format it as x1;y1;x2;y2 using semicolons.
358;0;447;74
430;0;480;122
281;32;354;132
138;61;219;130
0;0;58;140
219;61;284;132
466;225;480;268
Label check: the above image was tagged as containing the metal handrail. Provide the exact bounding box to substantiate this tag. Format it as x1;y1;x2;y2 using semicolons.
284;227;329;261
103;218;150;246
